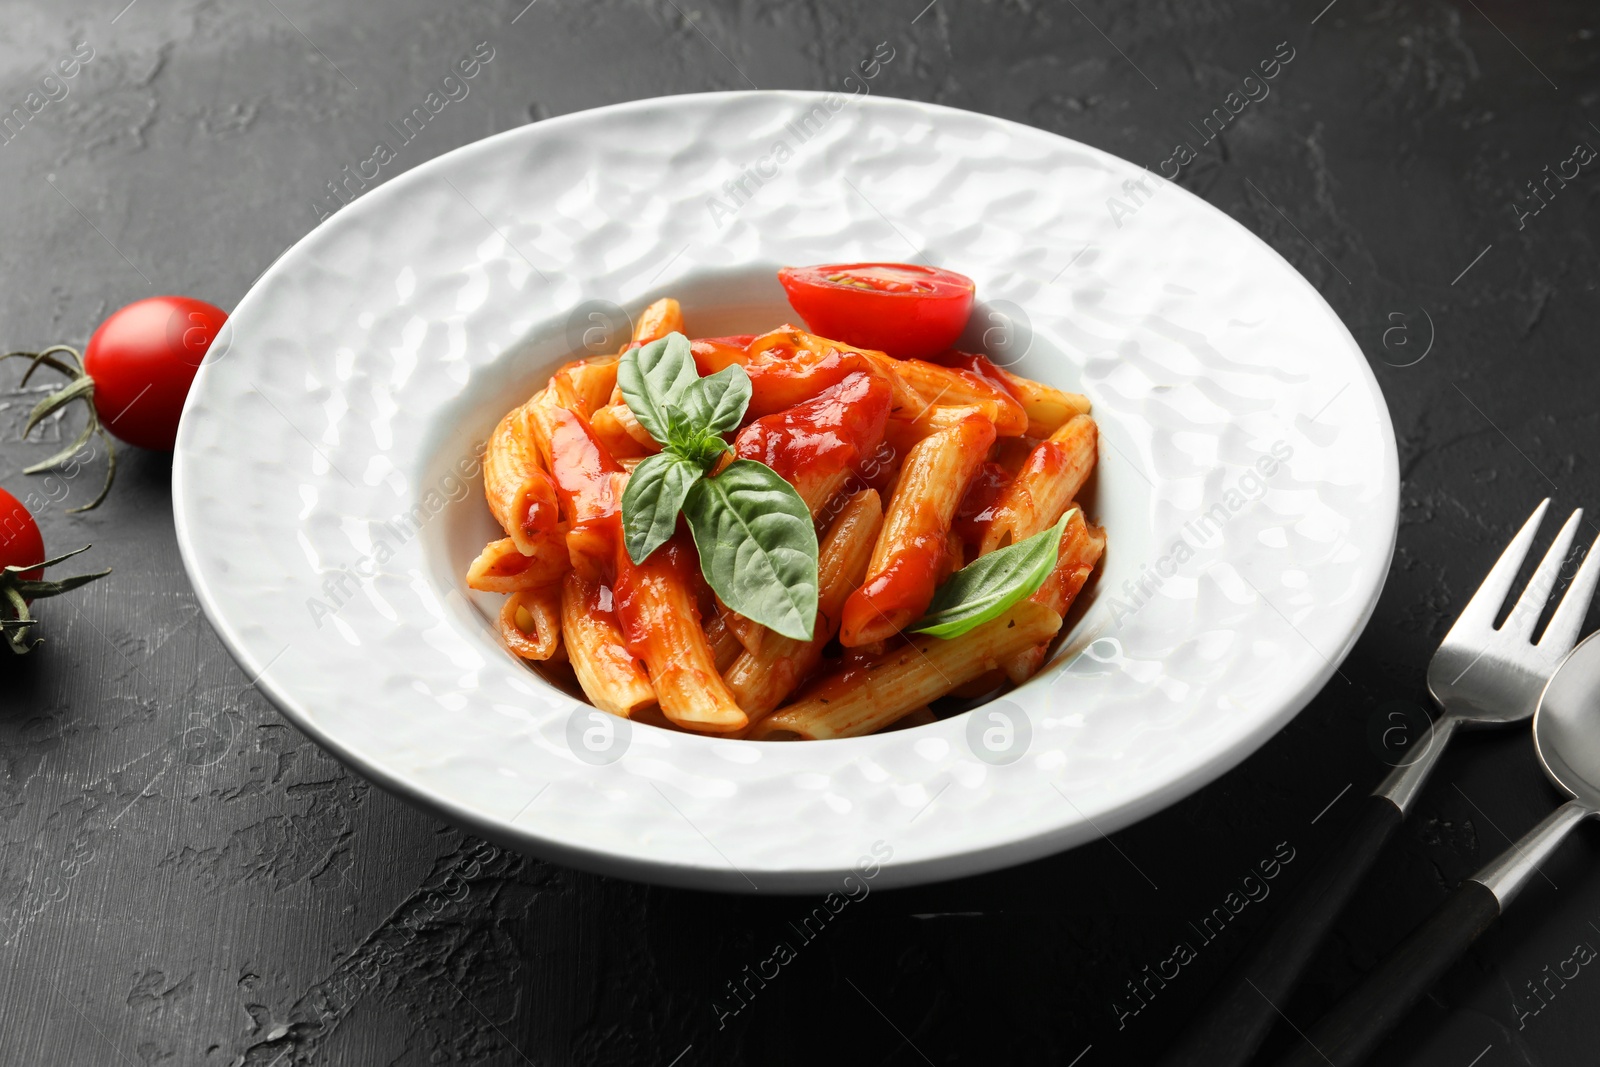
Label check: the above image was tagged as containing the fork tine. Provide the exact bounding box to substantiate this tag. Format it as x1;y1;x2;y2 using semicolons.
1445;498;1551;638
1540;526;1600;652
1503;508;1583;639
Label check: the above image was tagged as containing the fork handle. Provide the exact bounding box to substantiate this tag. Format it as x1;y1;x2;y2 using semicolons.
1155;793;1401;1067
1269;879;1500;1067
1272;800;1592;1067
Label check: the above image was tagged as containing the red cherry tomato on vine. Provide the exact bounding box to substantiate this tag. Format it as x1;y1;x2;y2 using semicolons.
777;263;975;360
0;487;109;649
0;488;46;585
84;295;228;451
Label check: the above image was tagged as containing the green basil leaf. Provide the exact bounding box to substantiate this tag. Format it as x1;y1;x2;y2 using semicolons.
910;508;1075;639
617;332;698;447
621;451;704;563
682;460;818;641
680;363;752;437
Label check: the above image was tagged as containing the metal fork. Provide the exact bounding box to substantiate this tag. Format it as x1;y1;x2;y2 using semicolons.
1159;498;1600;1067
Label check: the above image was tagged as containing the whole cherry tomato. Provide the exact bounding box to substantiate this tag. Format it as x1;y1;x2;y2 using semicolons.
0;487;46;583
0;488;108;652
777;262;975;360
84;295;228;450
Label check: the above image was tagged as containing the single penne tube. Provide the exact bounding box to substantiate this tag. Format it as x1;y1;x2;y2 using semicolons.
796;467;852;520
613;537;747;733
550;355;620;417
979;414;1098;554
749;600;1063;740
522;386;560;469
628;703;685;733
499;584;562;661
888;358;1028;436
994;366;1092;438
589;403;659;458
484;404;561;555
525;393;627;581
1003;507;1106;684
703;608;745;673
884;706;938;731
561;571;656;718
725;489;884;719
947;669;1006;700
883;403;989;456
720;604;766;658
465;535;569;593
633;297;684;346
854;347;946;421
840;413;995;646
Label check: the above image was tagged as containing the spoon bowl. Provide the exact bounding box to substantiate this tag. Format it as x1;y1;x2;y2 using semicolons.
1535;629;1600;809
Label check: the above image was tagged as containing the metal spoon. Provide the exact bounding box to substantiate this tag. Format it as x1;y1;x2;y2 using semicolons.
1162;500;1599;1067
1274;628;1600;1067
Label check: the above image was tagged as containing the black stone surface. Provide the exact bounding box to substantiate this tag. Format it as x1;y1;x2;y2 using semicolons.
2;1;1598;1064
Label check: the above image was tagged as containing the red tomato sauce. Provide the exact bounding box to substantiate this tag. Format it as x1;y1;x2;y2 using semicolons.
690;336;754;377
951;461;1009;553
732;371;891;490
524;497;559;533
694;332;885;423
612;534;703;656
545;406;621;527
1020;437;1070;484
929;349;1023;401
852;542;944;622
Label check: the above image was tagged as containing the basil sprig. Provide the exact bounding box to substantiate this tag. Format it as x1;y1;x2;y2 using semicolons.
910;509;1076;639
618;333;819;641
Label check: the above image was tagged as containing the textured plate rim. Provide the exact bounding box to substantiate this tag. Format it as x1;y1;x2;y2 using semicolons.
173;89;1399;891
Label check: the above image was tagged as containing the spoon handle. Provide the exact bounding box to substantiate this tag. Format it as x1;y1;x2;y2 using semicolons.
1155;795;1400;1067
1271;799;1592;1067
1157;719;1461;1067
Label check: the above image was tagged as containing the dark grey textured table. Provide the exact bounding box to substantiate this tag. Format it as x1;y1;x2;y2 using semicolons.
2;1;1598;1064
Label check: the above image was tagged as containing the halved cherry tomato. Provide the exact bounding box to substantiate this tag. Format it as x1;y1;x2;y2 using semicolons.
84;295;229;451
777;263;975;360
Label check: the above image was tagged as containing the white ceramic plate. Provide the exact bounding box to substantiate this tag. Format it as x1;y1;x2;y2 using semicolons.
173;91;1398;892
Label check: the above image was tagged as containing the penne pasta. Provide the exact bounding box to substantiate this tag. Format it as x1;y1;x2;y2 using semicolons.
993;365;1092;438
466;535;569;593
884;706;938;731
600;302;684;406
613;535;747;733
525;393;626;581
561;571;656;717
734;371;891;518
1003;506;1106;684
550;355;620;418
590;402;660;458
839;412;995;646
882;402;990;456
948;669;1006;699
887;356;1028;436
718;328;893;421
704;607;746;673
979;413;1098;554
633;297;684;346
725;489;884;720
473;272;1105;741
484;404;562;555
499;584;563;661
720;603;766;658
749;600;1062;740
